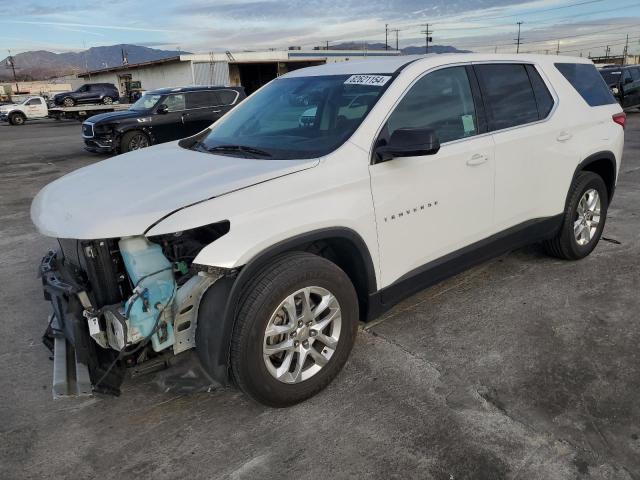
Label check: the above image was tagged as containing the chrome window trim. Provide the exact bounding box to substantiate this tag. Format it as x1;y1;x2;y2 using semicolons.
163;89;240;112
368;60;560;163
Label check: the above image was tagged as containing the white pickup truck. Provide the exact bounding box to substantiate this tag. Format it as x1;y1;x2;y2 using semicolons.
0;96;129;125
0;96;48;124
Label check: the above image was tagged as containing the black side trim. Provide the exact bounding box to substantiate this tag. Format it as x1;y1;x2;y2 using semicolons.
570;150;617;203
465;65;488;134
367;215;563;320
200;227;377;384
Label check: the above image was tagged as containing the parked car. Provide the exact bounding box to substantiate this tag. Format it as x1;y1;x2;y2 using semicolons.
0;96;48;124
599;65;640;109
32;54;624;406
51;83;120;107
82;85;246;153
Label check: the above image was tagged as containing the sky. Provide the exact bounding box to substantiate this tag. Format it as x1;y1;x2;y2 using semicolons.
0;0;639;57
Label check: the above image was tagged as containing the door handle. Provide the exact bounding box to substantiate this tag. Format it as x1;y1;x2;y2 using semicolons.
212;110;221;113
466;154;488;166
557;131;572;142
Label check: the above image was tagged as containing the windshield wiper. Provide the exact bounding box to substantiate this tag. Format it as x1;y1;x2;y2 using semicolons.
205;144;272;158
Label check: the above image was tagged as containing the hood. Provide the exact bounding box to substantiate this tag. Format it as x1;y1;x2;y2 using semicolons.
53;91;72;98
86;109;146;124
0;103;18;111
31;141;319;239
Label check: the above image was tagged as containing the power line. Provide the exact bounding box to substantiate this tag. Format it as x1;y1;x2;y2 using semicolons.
420;24;432;53
385;24;389;50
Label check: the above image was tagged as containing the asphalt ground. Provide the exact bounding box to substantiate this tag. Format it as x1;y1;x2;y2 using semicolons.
1;114;639;479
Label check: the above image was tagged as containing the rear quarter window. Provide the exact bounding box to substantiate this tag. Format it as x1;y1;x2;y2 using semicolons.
555;63;616;107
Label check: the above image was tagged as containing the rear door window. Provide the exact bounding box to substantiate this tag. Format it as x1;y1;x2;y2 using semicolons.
555;63;616;107
186;91;220;109
474;64;539;131
525;65;555;118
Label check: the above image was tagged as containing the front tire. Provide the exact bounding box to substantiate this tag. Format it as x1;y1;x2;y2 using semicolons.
9;113;25;125
62;97;75;107
120;130;150;153
102;96;113;105
544;171;608;260
230;252;359;407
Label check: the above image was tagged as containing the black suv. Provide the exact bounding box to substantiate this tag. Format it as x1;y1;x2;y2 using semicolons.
52;83;120;107
599;65;640;109
82;85;246;153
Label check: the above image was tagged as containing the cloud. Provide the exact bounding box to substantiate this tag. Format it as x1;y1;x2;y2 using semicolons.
0;20;178;33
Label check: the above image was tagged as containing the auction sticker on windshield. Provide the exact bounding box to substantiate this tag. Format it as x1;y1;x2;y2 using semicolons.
344;75;391;86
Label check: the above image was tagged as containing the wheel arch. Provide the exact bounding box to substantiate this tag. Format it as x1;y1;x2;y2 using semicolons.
572;151;617;204
195;227;377;385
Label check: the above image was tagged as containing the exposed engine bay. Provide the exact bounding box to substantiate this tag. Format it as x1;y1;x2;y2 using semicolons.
41;221;230;396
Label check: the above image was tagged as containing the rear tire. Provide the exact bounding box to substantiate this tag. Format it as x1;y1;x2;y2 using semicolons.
120;130;150;153
544;171;608;260
9;112;25;125
62;97;75;107
229;252;359;407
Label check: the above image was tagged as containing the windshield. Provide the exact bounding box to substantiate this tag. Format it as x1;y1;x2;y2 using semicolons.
130;93;162;111
191;74;390;159
599;70;621;86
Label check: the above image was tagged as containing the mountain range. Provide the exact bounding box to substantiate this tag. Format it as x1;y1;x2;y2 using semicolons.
327;42;468;55
0;44;187;81
1;42;467;81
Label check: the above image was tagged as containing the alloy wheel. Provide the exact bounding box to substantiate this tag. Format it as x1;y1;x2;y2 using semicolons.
574;188;601;246
129;134;149;150
263;286;342;384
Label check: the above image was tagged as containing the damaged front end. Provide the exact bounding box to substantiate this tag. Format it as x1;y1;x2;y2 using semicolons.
41;221;230;398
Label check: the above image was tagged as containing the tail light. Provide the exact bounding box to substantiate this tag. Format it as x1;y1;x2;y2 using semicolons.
612;112;626;129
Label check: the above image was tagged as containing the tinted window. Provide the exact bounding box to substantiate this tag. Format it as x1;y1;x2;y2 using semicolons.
623;70;633;83
630;68;640;81
555;63;616;106
386;66;478;143
475;64;539;131
599;70;622;86
217;89;239;105
163;94;185;112
525;64;554;118
26;98;42;105
186;91;220;109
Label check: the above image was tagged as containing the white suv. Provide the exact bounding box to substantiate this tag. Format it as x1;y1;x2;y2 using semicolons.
32;54;624;406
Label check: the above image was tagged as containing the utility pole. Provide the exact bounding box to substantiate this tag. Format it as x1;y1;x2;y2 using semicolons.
6;50;19;94
623;34;629;65
393;29;399;51
494;46;498;53
556;41;560;55
325;40;330;50
385;24;389;50
605;45;610;59
515;21;523;54
420;24;432;54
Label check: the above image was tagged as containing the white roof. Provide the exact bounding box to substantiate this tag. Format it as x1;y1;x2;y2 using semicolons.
281;53;592;77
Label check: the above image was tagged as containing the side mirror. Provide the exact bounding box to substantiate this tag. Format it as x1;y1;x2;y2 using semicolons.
374;127;440;163
157;104;169;114
624;77;633;85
